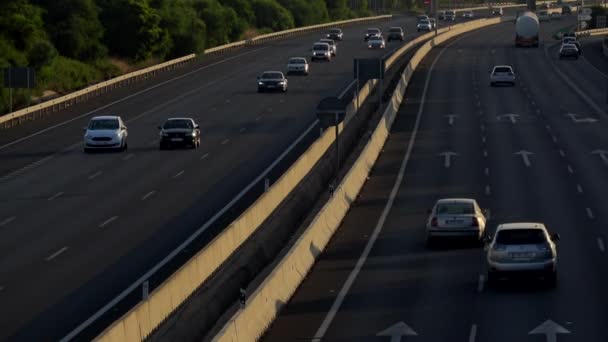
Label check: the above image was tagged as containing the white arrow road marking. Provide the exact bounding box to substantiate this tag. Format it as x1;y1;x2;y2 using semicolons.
529;319;570;342
439;151;458;168
566;112;598;123
444;114;458;126
377;322;418;342
514;150;534;167
498;114;519;124
591;150;608;165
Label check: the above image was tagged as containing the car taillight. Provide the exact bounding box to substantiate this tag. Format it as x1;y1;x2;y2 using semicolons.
431;217;438;227
471;217;479;227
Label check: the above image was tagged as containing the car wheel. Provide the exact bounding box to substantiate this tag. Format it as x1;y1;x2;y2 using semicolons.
122;139;128;152
487;272;498;288
490;82;495;87
426;236;435;248
546;271;557;288
84;147;90;154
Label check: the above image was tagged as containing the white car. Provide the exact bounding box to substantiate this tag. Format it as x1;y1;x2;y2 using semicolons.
319;38;337;56
367;36;386;49
463;10;474;18
417;19;432;32
286;57;309;75
426;198;488;245
486;222;560;288
83;116;128;152
490;65;516;86
311;42;331;61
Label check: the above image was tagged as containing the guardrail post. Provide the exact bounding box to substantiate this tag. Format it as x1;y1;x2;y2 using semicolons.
264;178;270;192
320;127;324;137
142;280;149;300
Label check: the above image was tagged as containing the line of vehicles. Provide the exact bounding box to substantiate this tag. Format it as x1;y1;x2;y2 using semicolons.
425;198;560;288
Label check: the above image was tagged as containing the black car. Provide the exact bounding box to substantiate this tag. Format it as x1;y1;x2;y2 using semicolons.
159;118;201;149
562;5;572;14
326;28;343;41
257;71;288;92
387;27;405;41
364;28;381;41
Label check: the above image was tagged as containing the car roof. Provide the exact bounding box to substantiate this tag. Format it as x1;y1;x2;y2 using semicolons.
262;70;283;74
435;198;476;204
289;56;306;60
320;38;335;43
493;65;513;69
389;26;402;29
497;222;547;231
562;43;577;48
91;116;120;120
313;42;330;46
166;117;194;121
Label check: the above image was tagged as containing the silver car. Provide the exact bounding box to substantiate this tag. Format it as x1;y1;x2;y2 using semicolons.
445;10;456;20
462;10;474;18
490;65;516;86
83;116;128;152
367;36;386;49
486;222;559;287
319;38;337;56
311;42;331;61
426;198;487;244
417;19;432;32
287;57;309;75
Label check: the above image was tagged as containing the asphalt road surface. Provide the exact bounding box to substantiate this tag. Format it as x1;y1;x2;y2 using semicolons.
263;15;608;342
0;11;503;341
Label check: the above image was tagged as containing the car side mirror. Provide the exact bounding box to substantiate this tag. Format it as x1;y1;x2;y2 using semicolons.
550;233;561;242
195;125;200;129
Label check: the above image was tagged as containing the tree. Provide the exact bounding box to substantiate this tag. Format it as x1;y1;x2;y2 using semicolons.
325;0;353;20
98;0;171;61
251;0;295;31
278;0;330;26
0;0;47;50
154;0;206;57
191;0;247;47
222;0;256;25
36;0;107;61
27;39;58;69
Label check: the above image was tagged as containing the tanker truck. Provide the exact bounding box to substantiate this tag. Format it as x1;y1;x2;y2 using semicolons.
515;11;539;47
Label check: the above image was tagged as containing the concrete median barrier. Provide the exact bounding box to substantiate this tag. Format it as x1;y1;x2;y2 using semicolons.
210;15;509;342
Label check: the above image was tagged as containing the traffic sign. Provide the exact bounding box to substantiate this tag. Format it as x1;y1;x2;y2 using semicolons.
578;14;592;21
581;7;592;15
597;15;607;28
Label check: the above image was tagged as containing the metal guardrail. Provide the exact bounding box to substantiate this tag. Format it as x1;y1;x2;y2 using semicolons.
0;15;392;129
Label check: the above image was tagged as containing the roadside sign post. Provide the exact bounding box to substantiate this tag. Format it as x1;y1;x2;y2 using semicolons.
354;58;385;114
316;97;346;187
3;66;36;113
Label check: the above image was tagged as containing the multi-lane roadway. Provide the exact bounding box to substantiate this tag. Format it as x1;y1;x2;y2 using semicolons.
263;13;608;342
0;12;446;341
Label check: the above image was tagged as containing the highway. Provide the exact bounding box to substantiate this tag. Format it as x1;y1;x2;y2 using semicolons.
0;12;451;341
263;14;608;342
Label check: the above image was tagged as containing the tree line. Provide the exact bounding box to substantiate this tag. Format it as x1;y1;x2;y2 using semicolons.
2;0;419;114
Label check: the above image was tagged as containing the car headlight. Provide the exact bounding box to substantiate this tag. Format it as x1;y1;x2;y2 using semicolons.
185;131;194;137
258;81;264;85
161;132;169;137
278;81;285;85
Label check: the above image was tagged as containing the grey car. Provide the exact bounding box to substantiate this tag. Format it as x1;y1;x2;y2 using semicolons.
367;36;386;49
319;38;337;56
387;27;405;41
490;65;516;86
486;222;560;288
311;42;332;61
426;198;488;245
326;28;343;41
159;117;201;149
257;71;288;92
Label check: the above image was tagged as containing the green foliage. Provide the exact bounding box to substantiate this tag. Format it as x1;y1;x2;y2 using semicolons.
27;40;58;69
155;0;207;57
191;0;248;47
325;0;354;20
222;0;256;25
0;0;47;50
278;0;330;26
39;56;100;92
252;0;295;31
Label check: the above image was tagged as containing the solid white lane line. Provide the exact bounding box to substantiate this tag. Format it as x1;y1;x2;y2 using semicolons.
48;192;64;201
46;246;69;261
99;216;118;228
141;191;156;201
88;171;102;180
577;184;583;193
469;324;478;342
122;153;135;161
221;139;230;145
567;165;573;173
598;238;605;252
239;127;246;133
173;170;185;178
311;28;462;342
200;153;209;160
338;79;357;99
546;124;551;131
0;216;16;227
0;47;270;152
586;208;594;219
485;185;491;196
484;167;489;176
552;135;558;143
559;149;565;157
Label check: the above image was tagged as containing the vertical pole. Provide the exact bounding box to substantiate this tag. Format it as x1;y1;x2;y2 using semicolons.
377;60;382;113
142;280;149;300
8;66;12;113
434;0;439;36
356;60;360;112
335;112;340;184
27;68;31;107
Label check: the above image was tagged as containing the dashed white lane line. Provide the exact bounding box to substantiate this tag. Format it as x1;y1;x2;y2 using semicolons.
122;153;135;161
221;139;230;145
141;191;156;201
0;286;4;292
484;167;489;176
586;208;594;219
0;216;16;227
598;238;606;252
46;246;69;261
99;216;118;228
546;124;551;131
88;171;102;180
552;135;558;143
239;127;246;133
577;184;583;193
200;153;209;160
567;165;574;173
173;170;185;178
477;275;485;293
149;139;158;146
485;185;491;196
483;150;488;157
481;137;486;144
559;149;565;157
480;124;485;131
469;324;479;342
48;192;64;201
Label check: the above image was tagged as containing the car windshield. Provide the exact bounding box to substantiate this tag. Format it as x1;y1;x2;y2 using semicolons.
494;67;512;73
370;36;383;41
290;58;306;64
329;29;340;33
262;72;283;79
436;202;474;215
163;119;192;129
389;28;401;32
89;119;119;130
420;20;429;24
496;229;547;245
320;40;334;45
447;11;455;14
367;29;379;34
313;44;328;51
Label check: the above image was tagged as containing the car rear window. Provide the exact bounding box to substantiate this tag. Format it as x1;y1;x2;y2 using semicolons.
420;20;429;24
446;11;455;14
262;72;283;79
436;202;474;215
367;29;380;33
290;58;306;64
494;67;512;73
89;119;119;130
496;229;547;245
389;28;402;32
330;29;341;33
320;39;334;45
163;119;192;129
